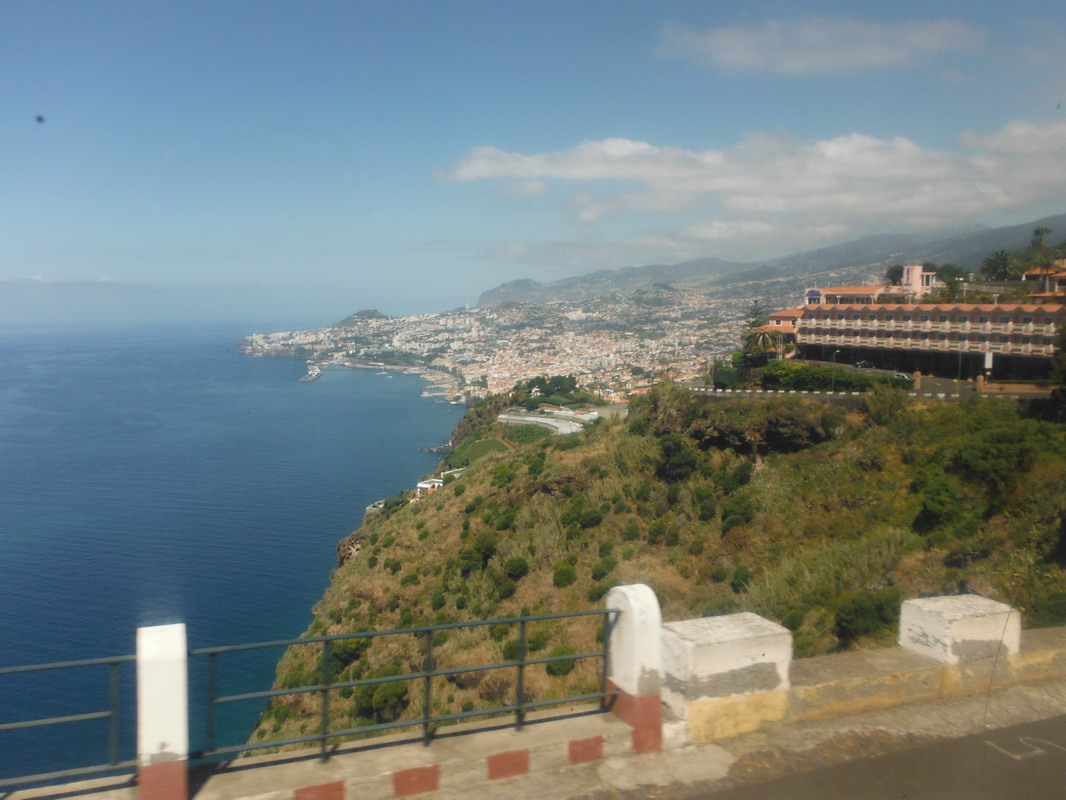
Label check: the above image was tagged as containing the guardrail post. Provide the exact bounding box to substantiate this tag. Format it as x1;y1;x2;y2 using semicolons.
605;584;662;753
136;624;188;800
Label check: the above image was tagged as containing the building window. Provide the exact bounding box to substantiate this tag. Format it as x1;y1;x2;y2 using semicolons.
884;314;894;321
920;315;929;322
902;315;911;321
979;316;988;323
1000;317;1010;324
938;315;948;322
1022;317;1032;324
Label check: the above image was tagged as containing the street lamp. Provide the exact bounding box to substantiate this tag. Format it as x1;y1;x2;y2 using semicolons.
831;350;841;392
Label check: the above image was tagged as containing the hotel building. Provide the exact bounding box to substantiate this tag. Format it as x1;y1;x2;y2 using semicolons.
793;303;1064;379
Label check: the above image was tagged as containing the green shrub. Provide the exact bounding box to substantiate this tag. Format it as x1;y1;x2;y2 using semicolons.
587;583;610;602
578;509;603;529
489;623;510;641
1026;590;1066;628
527;628;550;652
656;433;699;483
503;556;530;581
328;634;371;678
623;519;641;541
553;564;577;587
834;587;903;644
545;645;578;676
431;592;446;611
591;556;617;581
693;485;717;521
496;578;516;600
502;639;522;660
647;520;667;544
731;565;753;593
352;661;409;723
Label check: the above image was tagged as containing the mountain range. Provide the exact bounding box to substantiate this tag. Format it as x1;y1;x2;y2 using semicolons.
477;213;1066;306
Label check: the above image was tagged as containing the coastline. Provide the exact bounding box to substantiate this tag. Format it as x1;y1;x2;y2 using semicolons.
319;357;463;402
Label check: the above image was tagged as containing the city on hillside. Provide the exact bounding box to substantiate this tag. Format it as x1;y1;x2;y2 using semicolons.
244;235;1066;401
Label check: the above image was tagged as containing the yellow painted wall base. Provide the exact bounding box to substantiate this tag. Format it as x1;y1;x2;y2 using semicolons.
686;690;789;743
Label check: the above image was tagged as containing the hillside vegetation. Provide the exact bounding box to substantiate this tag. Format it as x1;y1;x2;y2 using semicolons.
252;384;1066;745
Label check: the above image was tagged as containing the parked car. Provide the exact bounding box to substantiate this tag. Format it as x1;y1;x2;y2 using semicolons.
894;373;911;380
855;360;874;368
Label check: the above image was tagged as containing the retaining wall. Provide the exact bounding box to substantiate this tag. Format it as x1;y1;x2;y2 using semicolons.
11;588;1066;800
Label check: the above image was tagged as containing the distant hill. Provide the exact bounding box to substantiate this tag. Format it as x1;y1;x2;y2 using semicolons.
477;213;1066;306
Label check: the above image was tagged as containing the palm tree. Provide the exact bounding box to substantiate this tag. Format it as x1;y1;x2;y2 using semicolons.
742;328;782;363
1032;226;1052;250
980;250;1014;281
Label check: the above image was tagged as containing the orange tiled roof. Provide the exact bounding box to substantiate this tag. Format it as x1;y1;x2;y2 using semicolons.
804;302;1065;313
818;286;886;294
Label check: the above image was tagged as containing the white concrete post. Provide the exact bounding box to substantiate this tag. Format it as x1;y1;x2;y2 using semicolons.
136;623;188;800
605;584;662;752
661;613;791;742
899;594;1020;664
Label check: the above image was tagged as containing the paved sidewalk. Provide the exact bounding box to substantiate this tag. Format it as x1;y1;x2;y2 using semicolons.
11;677;1066;800
452;676;1066;800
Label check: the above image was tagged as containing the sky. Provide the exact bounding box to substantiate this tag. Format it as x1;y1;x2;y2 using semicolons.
2;0;1065;327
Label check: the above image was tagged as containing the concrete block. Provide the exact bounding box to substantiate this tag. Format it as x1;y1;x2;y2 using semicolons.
899;594;1020;665
661;613;791;719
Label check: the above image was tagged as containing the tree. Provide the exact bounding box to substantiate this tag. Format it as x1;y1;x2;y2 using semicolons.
980;250;1016;281
936;264;969;298
743;301;769;332
742;328;782;364
885;265;904;286
656;433;699;483
1032;226;1052;250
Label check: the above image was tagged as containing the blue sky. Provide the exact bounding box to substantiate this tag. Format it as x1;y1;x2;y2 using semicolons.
2;1;1065;325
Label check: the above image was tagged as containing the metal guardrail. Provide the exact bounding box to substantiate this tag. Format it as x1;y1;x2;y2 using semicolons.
189;608;618;762
0;654;137;789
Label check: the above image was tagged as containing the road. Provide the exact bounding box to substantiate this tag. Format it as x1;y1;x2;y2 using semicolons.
704;713;1066;800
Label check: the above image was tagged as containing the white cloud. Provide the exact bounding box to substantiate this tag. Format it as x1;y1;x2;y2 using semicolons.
656;17;985;75
444;119;1066;264
683;220;777;241
568;190;700;223
498;179;548;196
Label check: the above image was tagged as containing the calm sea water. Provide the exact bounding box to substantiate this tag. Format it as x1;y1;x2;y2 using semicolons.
0;322;463;780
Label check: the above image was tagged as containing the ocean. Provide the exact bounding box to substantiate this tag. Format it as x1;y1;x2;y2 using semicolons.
0;322;463;781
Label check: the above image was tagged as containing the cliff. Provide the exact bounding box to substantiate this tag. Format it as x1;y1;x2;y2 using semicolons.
253;384;1066;745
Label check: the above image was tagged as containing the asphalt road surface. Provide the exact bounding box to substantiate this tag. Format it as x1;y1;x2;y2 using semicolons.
704;713;1066;800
